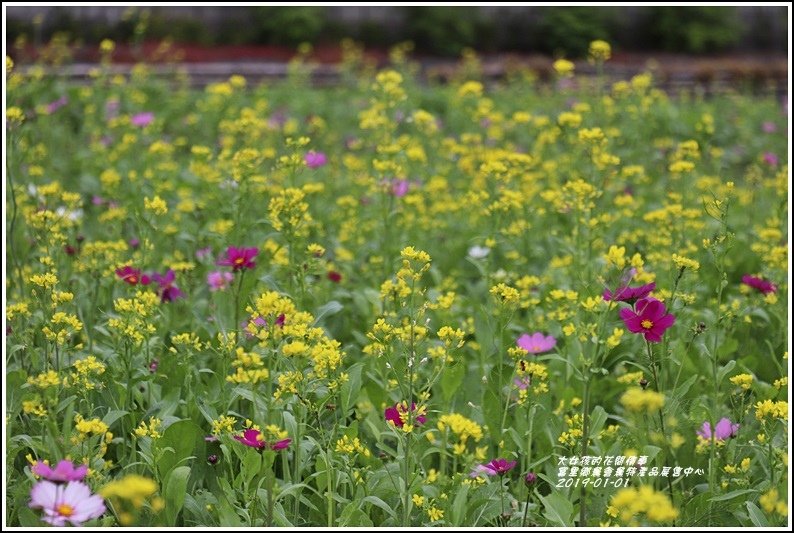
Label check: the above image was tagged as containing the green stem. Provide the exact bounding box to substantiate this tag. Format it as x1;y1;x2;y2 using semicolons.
326;448;334;527
578;375;591;526
267;460;275;527
5;136;25;299
647;340;676;520
522;489;532;527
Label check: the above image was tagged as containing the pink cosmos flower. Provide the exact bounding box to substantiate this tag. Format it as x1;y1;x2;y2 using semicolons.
763;152;778;167
32;460;88;483
619;297;675;343
29;480;105;527
305;151;327;169
328;271;342;283
130;112;154;127
384;402;427;428
762;121;777;133
516;332;557;354
469;464;498;477
217;246;258;271
391;179;410;197
234;428;291;450
696;417;739;441
115;266;150;286
45;96;68;115
151;270;183;302
196;246;213;260
742;274;777;295
483;458;517;475
603;282;656;303
207;271;234;291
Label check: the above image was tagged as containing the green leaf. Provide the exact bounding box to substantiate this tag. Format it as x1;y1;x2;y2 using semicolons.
716;360;737;384
361;496;396;520
241;447;262;486
340;362;364;415
540;491;575;526
101;409;129;429
314;300;344;323
451;482;469;526
440;361;465;402
163;465;191;525
482;387;502;440
155;419;201;479
339;501;374;526
588;405;608;439
710;489;755;502
745;501;769;527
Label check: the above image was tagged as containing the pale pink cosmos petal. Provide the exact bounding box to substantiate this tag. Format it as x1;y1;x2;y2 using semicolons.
29;480;58;510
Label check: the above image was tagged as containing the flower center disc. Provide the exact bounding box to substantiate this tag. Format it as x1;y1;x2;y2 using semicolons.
641;319;654;329
57;504;75;517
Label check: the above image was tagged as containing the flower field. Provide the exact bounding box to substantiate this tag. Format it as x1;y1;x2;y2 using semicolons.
4;42;790;527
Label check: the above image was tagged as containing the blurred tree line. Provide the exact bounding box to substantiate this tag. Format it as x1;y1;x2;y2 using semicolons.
6;6;787;57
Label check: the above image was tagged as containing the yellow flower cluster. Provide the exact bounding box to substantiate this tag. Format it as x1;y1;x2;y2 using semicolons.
143;195;168;215
335;435;372;457
553;58;575;77
671;253;700;271
27;370;65;389
99;474;160;518
227;347;270;385
268;187;313;237
620;388;665;414
616;371;644;385
134;417;163;439
170;332;204;352
588;40;612;62
245;290;345;384
609;485;678;525
437;413;483;445
22;399;48;417
107;290;159;345
489;283;520;307
42;312;83;345
729;373;753;391
558;413;584;446
211;415;237;436
70;355;106;390
759;488;788;516
6;302;31;320
754;399;788;422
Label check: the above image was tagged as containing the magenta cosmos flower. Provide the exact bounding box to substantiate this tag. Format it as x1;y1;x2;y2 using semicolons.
619;297;675;343
391;179;410;197
305;151;327;169
115;265;150;286
603;282;656;303
741;274;777;295
217;246;258;271
385;402;427;428
130;112;154;127
517;332;557;354
29;480;105;527
696;417;739;441
234;429;291;450
151;270;184;302
207;271;234;292
484;458;517;475
32;460;88;483
762;152;778;167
